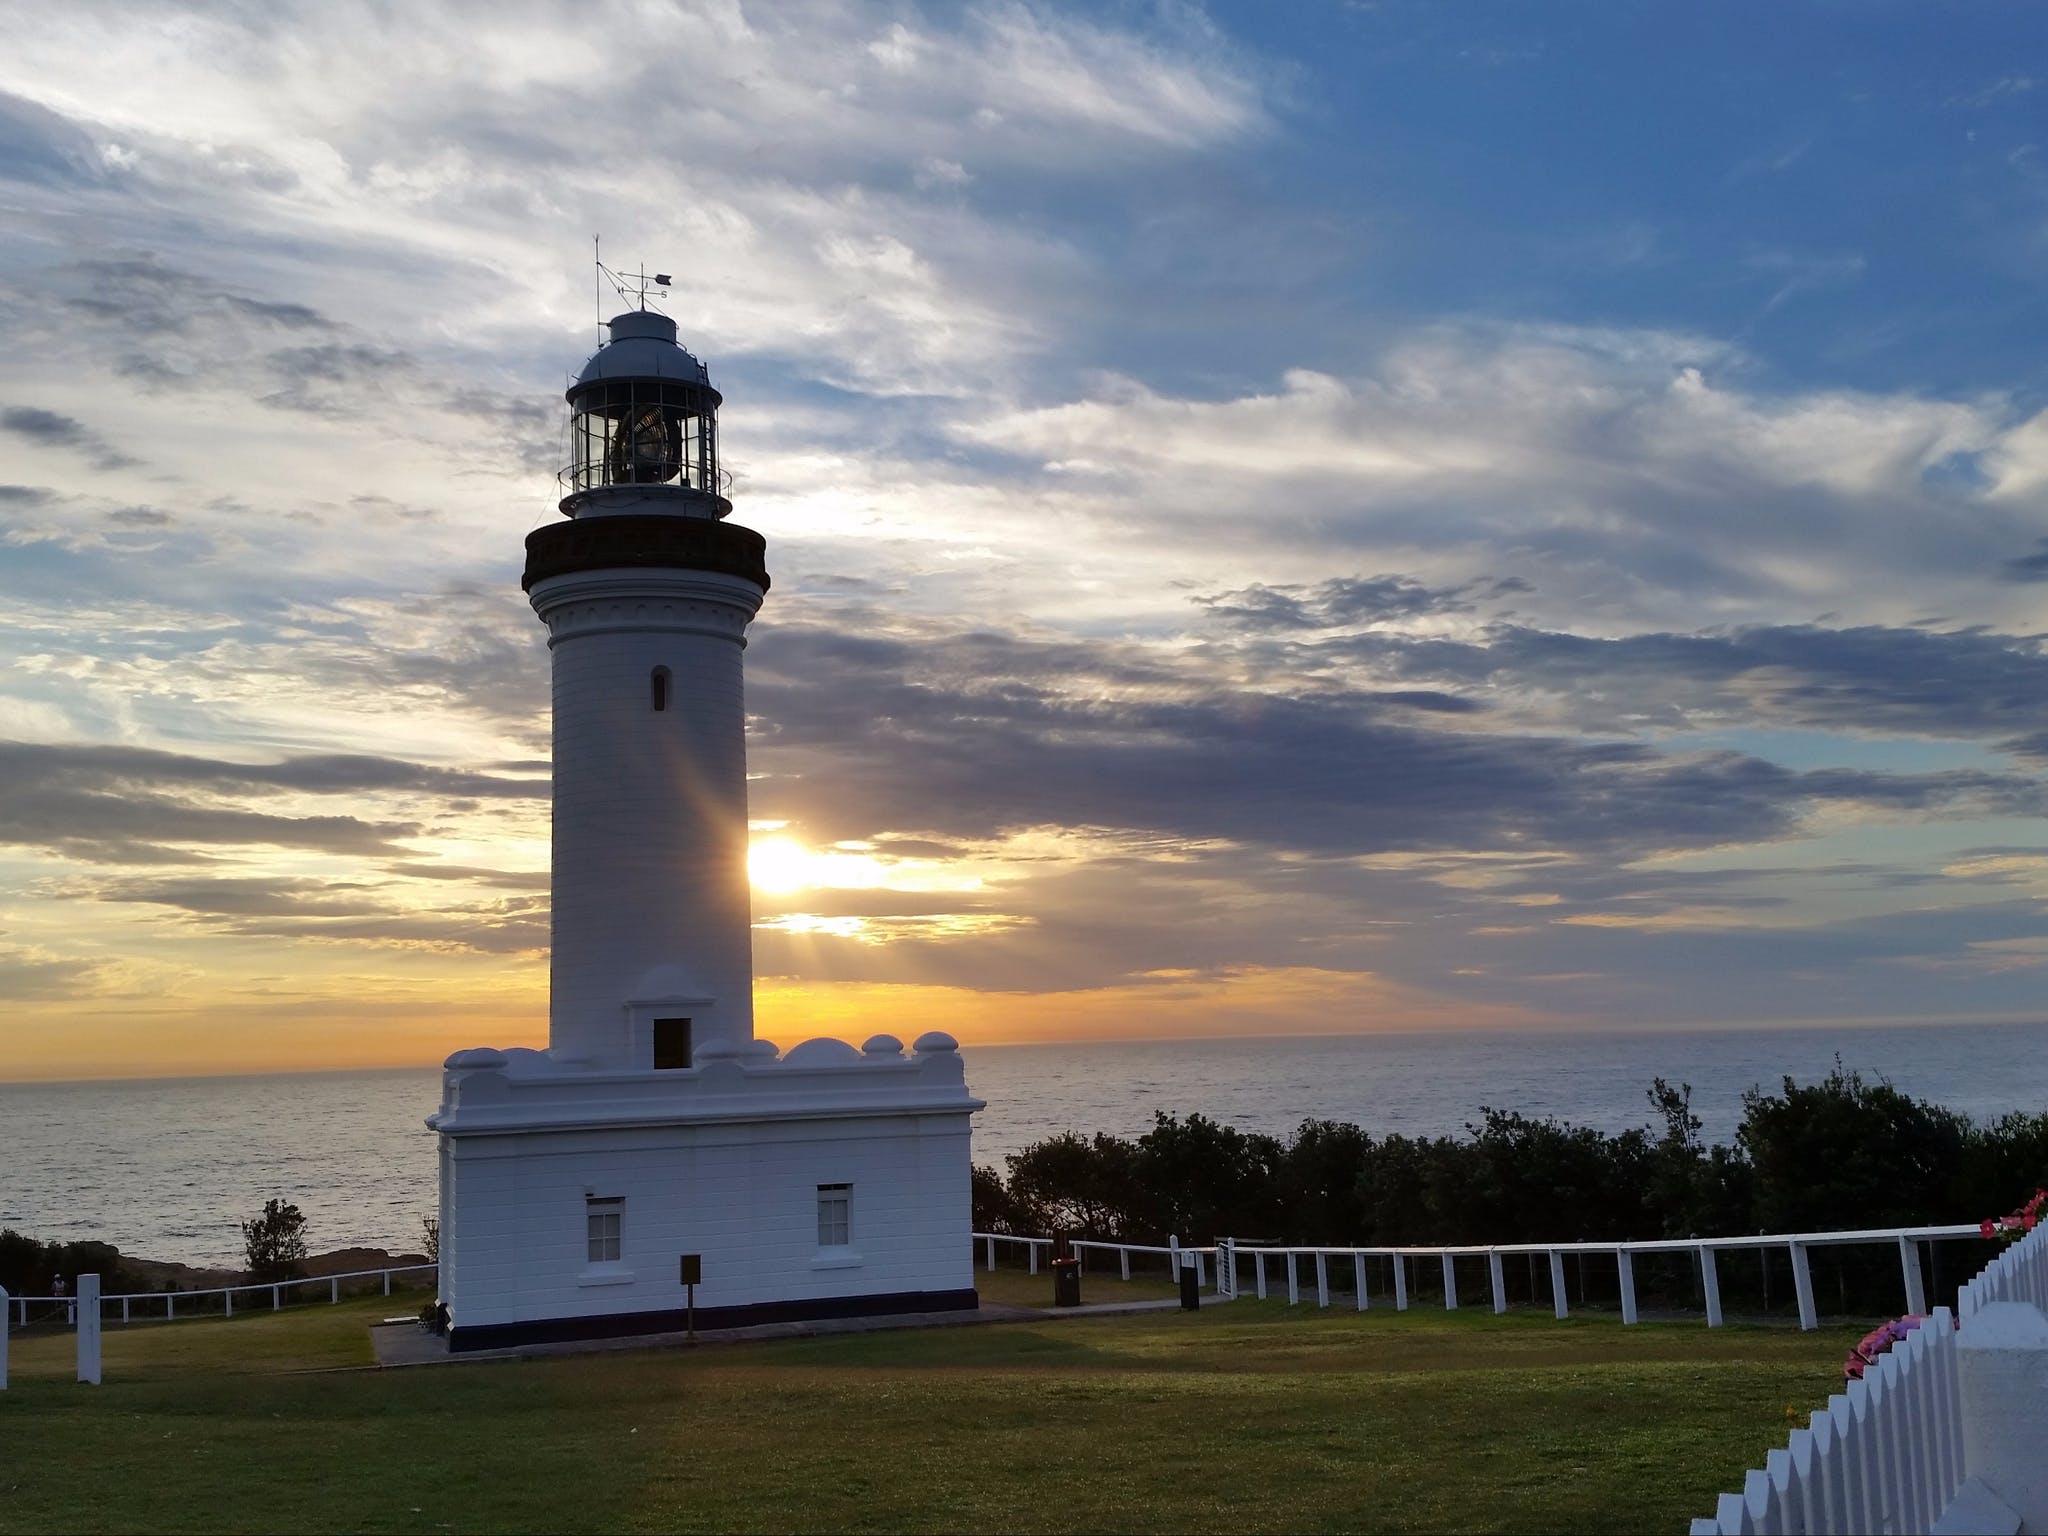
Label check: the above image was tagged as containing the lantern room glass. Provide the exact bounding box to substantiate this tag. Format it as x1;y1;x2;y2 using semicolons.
565;380;721;498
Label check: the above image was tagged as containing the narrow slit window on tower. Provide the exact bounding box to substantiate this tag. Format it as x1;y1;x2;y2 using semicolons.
653;1017;692;1070
586;1196;623;1264
651;666;671;712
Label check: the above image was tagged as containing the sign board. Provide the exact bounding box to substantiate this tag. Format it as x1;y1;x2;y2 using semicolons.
679;1253;702;1286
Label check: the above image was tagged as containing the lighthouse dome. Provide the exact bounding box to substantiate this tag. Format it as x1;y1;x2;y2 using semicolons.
572;311;716;391
560;310;729;519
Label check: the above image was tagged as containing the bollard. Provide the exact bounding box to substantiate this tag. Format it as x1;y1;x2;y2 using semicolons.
77;1273;102;1385
1948;1300;2048;1532
1179;1253;1199;1312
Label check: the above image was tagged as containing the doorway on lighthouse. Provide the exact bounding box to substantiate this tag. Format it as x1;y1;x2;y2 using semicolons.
653;1017;693;1070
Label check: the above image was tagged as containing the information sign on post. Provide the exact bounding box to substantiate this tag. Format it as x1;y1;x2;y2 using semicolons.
679;1254;702;1337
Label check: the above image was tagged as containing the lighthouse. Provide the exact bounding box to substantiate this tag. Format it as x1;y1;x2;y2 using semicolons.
527;307;763;1071
429;299;982;1352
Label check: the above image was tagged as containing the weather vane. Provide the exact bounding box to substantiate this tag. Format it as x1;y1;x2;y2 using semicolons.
593;235;671;340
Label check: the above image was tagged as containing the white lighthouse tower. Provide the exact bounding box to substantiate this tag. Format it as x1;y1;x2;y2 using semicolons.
534;306;761;1070
429;298;982;1352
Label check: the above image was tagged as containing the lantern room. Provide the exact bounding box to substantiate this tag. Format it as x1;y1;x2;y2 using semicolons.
559;310;730;518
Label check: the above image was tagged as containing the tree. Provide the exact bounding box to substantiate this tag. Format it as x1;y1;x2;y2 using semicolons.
241;1198;309;1282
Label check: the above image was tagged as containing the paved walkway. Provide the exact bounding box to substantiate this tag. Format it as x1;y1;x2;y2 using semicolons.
370;1294;1212;1368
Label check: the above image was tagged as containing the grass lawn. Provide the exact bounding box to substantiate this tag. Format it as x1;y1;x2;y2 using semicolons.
0;1274;1858;1535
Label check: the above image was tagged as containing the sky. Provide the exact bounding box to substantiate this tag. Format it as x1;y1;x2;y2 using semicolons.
3;1;2048;1080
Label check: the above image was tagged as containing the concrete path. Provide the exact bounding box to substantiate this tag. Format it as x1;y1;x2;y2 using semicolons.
370;1294;1218;1368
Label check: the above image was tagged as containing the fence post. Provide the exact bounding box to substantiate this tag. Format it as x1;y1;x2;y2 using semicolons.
272;1284;281;1311
166;1294;175;1322
1441;1252;1458;1311
1120;1247;1130;1281
1164;1234;1175;1286
384;1270;393;1297
1353;1251;1368;1311
1899;1236;1927;1317
1547;1250;1568;1319
1254;1251;1267;1300
1394;1255;1409;1312
1950;1300;2048;1531
1195;1252;1206;1288
1789;1241;1817;1330
1286;1252;1299;1306
1700;1246;1724;1327
1;1284;8;1391
225;1288;233;1319
1315;1252;1329;1308
121;1297;130;1324
1488;1252;1506;1315
1617;1249;1638;1326
76;1273;102;1386
330;1276;340;1304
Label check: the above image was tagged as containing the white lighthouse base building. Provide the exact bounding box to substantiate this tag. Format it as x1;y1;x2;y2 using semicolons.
431;1032;981;1352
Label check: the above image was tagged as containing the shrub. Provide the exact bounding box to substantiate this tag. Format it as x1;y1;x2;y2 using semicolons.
242;1199;309;1282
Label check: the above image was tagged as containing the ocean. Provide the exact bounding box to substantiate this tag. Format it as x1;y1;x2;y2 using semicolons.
3;1020;2044;1267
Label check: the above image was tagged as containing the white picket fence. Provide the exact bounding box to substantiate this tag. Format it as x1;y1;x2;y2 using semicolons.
1956;1215;2048;1319
1691;1220;2048;1535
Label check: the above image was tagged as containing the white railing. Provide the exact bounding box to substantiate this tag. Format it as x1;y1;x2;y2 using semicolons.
3;1263;438;1330
1023;1225;1979;1328
975;1232;1053;1275
1692;1220;2048;1535
973;1233;1215;1289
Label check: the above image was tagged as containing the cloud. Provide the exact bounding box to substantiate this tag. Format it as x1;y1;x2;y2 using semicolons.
0;405;139;469
0;740;544;864
745;614;2048;865
92;873;549;954
0;944;111;1001
954;327;2029;631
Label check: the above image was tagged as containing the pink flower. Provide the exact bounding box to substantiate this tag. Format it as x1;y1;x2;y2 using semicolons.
1982;1219;1996;1239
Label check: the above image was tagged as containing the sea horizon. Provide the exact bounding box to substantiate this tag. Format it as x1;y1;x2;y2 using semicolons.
5;1019;2046;1268
8;1010;2045;1089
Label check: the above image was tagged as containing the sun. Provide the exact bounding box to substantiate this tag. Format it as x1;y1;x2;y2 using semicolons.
748;837;815;895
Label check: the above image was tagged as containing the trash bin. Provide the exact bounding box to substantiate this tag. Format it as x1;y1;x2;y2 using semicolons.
1053;1257;1081;1307
1179;1260;1200;1311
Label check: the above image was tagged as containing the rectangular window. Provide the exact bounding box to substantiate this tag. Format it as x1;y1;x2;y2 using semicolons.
587;1196;622;1264
816;1183;851;1249
653;1017;692;1070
